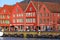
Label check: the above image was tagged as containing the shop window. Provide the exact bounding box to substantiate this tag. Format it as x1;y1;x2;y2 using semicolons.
0;27;2;31
31;26;35;31
10;26;14;32
52;26;56;31
15;26;18;32
4;27;9;32
26;26;31;31
35;26;41;31
19;25;24;31
38;26;41;31
41;26;46;31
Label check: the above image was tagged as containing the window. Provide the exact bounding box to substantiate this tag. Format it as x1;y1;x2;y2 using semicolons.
2;15;5;18
7;15;10;18
40;13;42;16
5;20;10;24
33;13;35;16
0;14;2;18
16;8;18;12
19;14;23;17
47;19;49;22
40;19;42;24
17;14;19;17
26;13;35;17
19;19;24;23
0;20;2;24
33;18;35;23
13;14;23;17
17;19;19;23
26;18;35;23
30;7;32;11
44;19;46;23
44;13;49;16
2;20;5;24
54;13;56;16
26;13;31;16
13;14;15;17
26;18;32;23
17;19;24;23
20;25;24;31
13;19;16;23
4;9;6;13
58;13;60;16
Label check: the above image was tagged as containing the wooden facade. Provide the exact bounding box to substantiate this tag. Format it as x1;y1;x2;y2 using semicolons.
0;1;60;32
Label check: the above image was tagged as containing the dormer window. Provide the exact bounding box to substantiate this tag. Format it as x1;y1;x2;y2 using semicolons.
30;7;32;11
4;9;6;13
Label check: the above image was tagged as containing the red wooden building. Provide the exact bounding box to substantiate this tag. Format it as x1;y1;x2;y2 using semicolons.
0;0;60;32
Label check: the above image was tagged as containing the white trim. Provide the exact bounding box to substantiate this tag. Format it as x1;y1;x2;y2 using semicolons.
24;1;37;12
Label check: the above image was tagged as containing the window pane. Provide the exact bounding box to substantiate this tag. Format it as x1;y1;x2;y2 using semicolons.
30;7;32;11
33;18;35;23
17;19;24;23
5;20;10;24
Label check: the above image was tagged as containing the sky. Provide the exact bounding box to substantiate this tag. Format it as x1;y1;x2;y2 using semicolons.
0;0;23;7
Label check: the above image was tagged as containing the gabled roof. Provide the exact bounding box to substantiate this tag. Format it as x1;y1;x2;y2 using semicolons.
4;5;14;13
43;2;60;13
32;1;43;11
18;2;28;11
0;1;60;13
